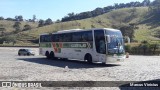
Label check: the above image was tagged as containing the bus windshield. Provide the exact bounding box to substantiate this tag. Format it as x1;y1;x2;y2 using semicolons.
106;30;124;54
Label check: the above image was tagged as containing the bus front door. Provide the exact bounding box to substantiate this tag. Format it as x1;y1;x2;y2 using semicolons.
94;30;106;63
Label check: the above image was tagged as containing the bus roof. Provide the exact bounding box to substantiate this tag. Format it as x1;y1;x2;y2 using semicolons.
57;29;82;33
40;33;52;36
40;28;120;35
103;28;120;32
55;28;120;34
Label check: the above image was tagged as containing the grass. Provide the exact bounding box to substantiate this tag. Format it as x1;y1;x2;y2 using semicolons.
135;24;160;43
134;24;151;42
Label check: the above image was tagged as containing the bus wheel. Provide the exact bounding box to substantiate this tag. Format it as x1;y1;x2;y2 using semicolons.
45;51;50;59
85;54;92;63
50;51;55;59
63;58;68;60
102;62;106;65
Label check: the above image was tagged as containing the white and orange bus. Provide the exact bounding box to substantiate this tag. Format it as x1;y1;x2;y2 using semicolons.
39;28;125;64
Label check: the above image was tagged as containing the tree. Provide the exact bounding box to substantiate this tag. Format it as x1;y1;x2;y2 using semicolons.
154;30;160;38
140;40;149;55
13;21;21;32
142;0;151;6
15;15;23;21
104;6;113;13
38;19;45;27
55;19;61;23
28;19;32;22
0;16;4;20
149;43;159;54
114;3;119;9
149;0;160;15
0;36;16;44
61;16;69;22
13;22;21;28
32;15;36;22
92;8;104;17
60;0;152;22
15;16;18;21
119;24;138;42
68;12;75;17
134;1;141;7
5;18;14;21
68;12;75;20
45;18;53;25
0;27;6;36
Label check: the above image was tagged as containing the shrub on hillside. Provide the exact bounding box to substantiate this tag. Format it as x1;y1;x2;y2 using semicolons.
126;42;160;55
124;44;131;53
149;43;160;55
0;36;16;45
23;24;32;31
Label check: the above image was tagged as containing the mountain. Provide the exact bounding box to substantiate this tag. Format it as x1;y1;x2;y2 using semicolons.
0;7;160;46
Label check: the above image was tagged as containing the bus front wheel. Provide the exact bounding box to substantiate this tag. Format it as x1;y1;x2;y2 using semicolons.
85;54;92;63
50;51;55;59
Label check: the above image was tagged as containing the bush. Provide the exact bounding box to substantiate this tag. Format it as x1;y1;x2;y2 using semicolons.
149;43;160;55
141;44;149;55
130;45;139;54
127;42;160;55
0;36;16;45
23;24;32;31
141;40;148;44
0;37;5;44
125;44;131;52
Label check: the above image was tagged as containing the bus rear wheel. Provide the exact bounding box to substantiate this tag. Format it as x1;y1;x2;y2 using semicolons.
45;51;50;59
85;54;92;63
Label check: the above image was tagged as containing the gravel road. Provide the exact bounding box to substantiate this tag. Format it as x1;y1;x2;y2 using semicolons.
0;47;160;90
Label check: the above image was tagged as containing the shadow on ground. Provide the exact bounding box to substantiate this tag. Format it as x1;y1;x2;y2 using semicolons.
17;57;120;69
119;79;160;90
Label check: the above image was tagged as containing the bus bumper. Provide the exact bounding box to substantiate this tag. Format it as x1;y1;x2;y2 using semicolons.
105;54;125;63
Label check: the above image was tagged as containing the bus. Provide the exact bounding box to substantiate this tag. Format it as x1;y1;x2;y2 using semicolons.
39;28;125;64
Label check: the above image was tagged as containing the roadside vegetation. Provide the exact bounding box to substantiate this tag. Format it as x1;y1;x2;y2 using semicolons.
125;41;160;55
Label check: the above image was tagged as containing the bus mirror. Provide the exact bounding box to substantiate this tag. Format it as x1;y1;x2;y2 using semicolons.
106;35;111;43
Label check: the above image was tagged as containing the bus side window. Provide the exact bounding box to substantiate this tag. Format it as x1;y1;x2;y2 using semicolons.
72;33;75;42
81;31;93;42
49;35;52;42
42;35;47;42
72;32;81;42
81;32;87;42
63;33;71;42
46;35;51;42
52;34;55;42
45;36;47;42
63;33;67;42
59;34;63;42
54;34;59;42
87;31;93;41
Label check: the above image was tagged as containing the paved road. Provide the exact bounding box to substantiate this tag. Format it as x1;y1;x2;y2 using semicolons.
0;47;160;90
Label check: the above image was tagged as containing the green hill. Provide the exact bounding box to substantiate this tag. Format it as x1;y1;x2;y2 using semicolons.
0;20;38;33
0;7;160;46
